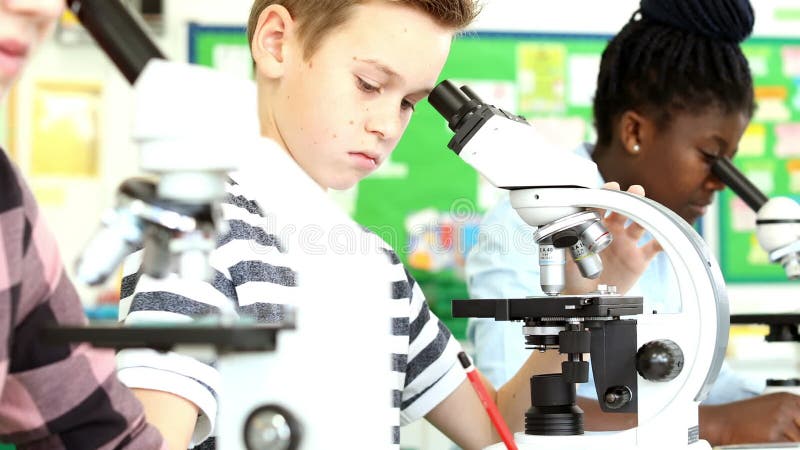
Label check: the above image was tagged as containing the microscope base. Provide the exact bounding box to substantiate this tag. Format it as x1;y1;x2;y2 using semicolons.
485;431;712;450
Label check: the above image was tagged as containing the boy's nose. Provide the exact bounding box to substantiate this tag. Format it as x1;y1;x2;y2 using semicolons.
365;106;402;141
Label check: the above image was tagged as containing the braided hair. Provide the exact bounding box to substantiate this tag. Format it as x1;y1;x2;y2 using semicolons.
593;0;756;147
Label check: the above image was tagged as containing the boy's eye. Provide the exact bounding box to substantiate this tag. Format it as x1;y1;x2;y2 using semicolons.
401;99;416;112
356;77;381;93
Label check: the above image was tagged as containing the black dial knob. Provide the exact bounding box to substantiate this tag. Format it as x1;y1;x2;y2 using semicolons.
244;405;301;450
636;339;684;382
604;385;633;410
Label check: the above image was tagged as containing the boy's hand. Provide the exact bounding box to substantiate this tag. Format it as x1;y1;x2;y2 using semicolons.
563;182;662;295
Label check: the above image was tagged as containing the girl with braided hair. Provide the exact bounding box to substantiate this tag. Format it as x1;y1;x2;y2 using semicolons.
467;0;800;445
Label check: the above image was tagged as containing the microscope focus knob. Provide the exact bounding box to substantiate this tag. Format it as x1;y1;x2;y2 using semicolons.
603;386;633;410
244;405;301;450
636;339;684;382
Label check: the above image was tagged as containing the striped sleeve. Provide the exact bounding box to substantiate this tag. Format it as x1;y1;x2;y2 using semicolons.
115;346;221;446
116;241;240;446
0;152;165;449
399;273;465;424
116;180;296;445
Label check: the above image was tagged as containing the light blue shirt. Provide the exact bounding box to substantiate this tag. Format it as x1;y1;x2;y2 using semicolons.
465;143;764;405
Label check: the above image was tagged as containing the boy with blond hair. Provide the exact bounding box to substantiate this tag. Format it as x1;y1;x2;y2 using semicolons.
115;1;658;449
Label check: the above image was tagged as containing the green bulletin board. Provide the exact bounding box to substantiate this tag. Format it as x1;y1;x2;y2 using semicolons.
720;41;800;282
189;25;800;337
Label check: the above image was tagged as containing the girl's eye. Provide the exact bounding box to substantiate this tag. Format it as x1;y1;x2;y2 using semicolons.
357;77;381;93
699;149;718;161
401;99;416;112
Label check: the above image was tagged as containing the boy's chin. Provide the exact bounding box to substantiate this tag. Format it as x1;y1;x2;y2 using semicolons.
326;177;361;191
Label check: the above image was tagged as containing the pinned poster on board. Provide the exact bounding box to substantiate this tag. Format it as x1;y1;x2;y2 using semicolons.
30;80;102;178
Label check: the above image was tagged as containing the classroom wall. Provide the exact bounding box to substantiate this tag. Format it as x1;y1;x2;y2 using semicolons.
2;0;798;309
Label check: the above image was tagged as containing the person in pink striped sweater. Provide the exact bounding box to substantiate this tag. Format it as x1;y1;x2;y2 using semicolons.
0;1;165;448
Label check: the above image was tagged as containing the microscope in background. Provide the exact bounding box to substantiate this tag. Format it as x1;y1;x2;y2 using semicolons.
64;0;243;290
711;157;800;280
710;157;800;395
429;80;729;449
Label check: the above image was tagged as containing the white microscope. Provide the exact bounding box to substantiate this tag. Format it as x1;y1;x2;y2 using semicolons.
710;157;800;280
710;155;800;400
429;80;729;449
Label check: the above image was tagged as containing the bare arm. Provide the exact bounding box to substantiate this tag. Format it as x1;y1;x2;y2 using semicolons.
425;379;495;449
426;350;564;449
495;349;565;432
578;396;636;431
699;393;800;445
133;388;199;450
427;341;638;447
564;392;800;445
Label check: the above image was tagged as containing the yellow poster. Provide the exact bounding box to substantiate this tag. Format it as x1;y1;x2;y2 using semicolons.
31;81;101;177
517;43;567;116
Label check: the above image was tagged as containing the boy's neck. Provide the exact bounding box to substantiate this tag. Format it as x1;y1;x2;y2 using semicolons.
256;86;329;192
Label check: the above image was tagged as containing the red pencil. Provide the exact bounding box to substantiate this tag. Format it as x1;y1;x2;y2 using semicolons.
458;351;519;450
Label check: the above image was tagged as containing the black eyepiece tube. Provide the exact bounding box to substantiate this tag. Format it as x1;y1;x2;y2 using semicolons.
459;84;482;102
711;157;768;212
66;0;165;84
429;80;471;130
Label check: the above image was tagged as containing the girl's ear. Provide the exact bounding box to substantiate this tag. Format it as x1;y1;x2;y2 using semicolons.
618;110;652;156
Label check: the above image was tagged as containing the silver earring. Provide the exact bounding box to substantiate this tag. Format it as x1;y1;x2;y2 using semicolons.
632;143;641;153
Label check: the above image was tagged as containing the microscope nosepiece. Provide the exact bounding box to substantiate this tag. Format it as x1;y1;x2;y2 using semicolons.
569;241;602;279
580;220;612;254
781;253;800;280
539;242;566;295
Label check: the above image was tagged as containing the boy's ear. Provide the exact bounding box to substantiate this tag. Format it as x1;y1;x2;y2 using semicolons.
618;110;649;156
251;5;296;79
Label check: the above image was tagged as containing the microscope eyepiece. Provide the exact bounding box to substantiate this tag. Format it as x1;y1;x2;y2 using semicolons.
429;80;479;130
711;157;768;212
67;0;165;84
458;84;481;101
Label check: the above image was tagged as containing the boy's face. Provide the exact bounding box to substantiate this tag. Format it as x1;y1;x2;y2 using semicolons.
256;2;454;190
